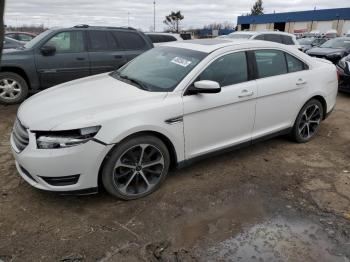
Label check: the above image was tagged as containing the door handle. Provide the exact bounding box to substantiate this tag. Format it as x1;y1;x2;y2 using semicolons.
296;79;307;86
238;89;254;98
114;55;123;59
76;57;85;61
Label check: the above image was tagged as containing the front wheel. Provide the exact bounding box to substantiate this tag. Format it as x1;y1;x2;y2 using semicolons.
291;99;324;143
0;72;29;105
101;135;170;200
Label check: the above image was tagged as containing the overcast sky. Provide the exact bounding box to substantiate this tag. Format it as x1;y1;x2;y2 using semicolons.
4;0;350;31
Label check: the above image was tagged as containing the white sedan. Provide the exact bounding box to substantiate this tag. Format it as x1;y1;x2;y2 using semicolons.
11;39;337;199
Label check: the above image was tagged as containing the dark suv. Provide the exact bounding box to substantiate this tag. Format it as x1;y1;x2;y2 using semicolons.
0;25;153;104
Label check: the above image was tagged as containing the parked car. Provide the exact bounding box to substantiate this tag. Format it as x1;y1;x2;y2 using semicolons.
337;55;350;93
297;37;327;52
146;32;183;46
3;36;25;49
306;37;350;64
0;25;153;105
5;32;37;42
227;31;301;50
11;39;337;199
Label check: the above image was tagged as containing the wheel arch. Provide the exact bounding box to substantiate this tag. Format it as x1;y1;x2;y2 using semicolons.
97;130;178;190
0;66;31;89
310;95;327;120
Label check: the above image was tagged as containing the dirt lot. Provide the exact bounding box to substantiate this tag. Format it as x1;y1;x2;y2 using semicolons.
0;94;350;262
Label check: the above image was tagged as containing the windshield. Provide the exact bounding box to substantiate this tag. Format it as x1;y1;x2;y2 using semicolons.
113;46;207;92
298;38;315;45
24;30;52;49
228;33;253;39
320;38;350;49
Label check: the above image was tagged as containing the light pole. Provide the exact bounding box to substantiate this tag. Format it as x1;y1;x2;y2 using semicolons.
153;0;156;32
128;12;130;27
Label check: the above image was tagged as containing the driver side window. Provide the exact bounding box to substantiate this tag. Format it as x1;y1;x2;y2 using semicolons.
198;52;248;87
44;31;84;53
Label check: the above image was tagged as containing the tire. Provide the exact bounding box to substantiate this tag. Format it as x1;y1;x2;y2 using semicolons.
290;99;324;143
102;135;170;200
0;72;29;105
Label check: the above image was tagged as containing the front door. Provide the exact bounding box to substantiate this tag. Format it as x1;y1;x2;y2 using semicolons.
183;51;257;159
35;31;90;89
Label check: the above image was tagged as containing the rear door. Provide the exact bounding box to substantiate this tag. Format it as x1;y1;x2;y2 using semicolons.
35;30;90;89
87;30;127;75
112;31;150;61
252;49;310;139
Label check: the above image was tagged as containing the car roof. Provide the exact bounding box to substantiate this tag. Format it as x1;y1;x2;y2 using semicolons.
162;38;287;53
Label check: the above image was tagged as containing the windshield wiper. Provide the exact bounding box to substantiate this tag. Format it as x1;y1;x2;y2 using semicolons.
115;73;149;91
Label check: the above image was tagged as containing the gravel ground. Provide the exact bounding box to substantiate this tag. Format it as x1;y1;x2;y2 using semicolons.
0;93;350;262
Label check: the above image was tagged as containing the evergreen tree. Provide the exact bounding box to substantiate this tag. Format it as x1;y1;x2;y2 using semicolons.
251;0;264;15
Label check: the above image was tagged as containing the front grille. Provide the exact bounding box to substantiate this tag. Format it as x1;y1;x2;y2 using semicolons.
12;118;29;152
40;175;80;186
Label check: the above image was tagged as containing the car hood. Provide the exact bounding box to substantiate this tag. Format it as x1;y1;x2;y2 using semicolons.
307;47;346;55
18;73;168;131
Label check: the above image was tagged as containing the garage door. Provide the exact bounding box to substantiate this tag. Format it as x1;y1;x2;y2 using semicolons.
255;24;267;31
316;21;333;33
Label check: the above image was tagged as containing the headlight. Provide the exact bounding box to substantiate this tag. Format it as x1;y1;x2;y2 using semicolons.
36;126;101;149
339;57;346;69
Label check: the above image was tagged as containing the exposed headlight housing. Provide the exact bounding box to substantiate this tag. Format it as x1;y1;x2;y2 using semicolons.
36;126;101;149
326;52;342;58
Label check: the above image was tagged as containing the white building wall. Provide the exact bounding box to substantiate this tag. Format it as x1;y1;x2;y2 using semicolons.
293;22;308;31
342;21;350;35
316;21;333;33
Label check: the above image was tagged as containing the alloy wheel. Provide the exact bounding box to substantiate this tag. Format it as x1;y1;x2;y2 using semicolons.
113;144;165;196
298;104;322;139
0;78;22;101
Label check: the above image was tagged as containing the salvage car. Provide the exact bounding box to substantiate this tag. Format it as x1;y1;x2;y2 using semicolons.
337;55;350;93
0;25;153;105
5;32;37;42
227;31;301;50
306;37;350;63
297;37;327;52
11;39;338;200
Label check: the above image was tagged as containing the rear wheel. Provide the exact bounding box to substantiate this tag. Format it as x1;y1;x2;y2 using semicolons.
102;135;170;200
0;72;28;105
291;99;324;143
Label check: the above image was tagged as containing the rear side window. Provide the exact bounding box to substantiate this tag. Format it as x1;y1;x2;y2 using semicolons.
18;34;34;41
88;31;119;51
112;31;146;50
254;50;287;78
198;52;248;87
147;34;163;43
162;35;177;42
285;53;306;72
264;34;283;44
254;34;265;40
282;35;294;45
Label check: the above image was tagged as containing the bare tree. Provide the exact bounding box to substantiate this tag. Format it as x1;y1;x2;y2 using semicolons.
163;11;184;33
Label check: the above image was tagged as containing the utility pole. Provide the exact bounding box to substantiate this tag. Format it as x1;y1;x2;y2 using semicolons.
153;0;156;32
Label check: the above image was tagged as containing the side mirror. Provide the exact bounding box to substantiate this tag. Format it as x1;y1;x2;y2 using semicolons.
40;44;56;56
187;80;221;95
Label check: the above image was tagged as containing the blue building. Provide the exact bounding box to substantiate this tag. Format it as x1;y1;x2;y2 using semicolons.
237;8;350;35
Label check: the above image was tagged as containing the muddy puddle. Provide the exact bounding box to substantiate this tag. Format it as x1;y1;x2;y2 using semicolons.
201;216;349;262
